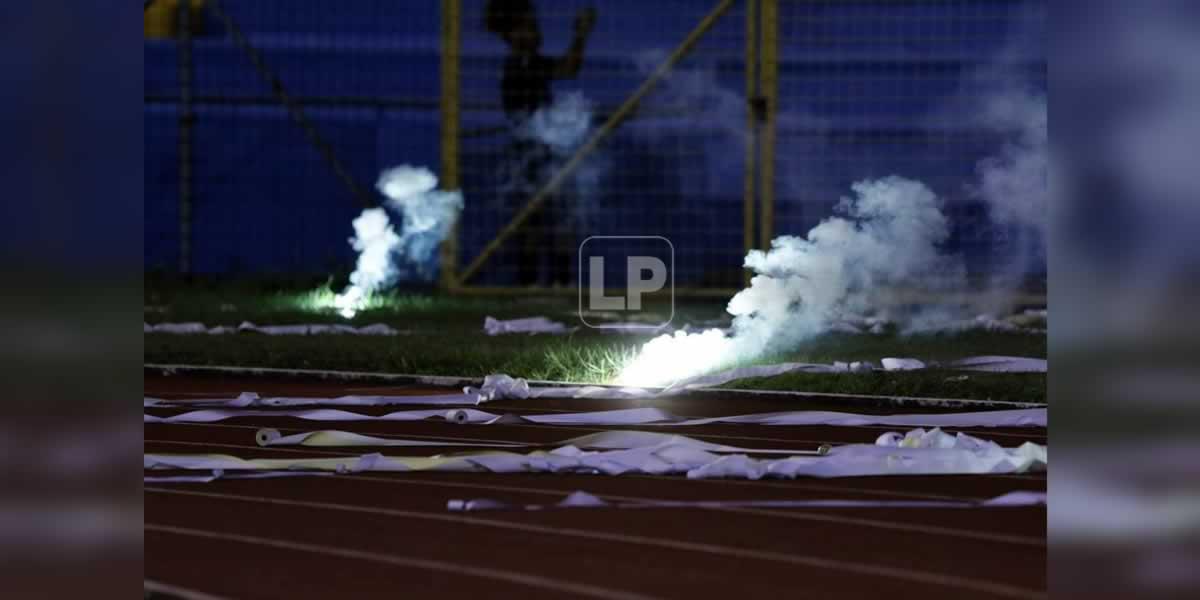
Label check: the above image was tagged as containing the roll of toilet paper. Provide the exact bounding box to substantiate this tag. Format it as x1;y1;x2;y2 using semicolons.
445;409;471;425
255;428;282;446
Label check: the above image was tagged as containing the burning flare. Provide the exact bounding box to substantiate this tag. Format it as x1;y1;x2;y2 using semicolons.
334;165;463;318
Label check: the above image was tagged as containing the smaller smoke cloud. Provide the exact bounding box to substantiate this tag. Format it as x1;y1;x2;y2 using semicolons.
378;165;464;271
973;86;1049;239
619;176;964;386
334;165;463;318
499;91;608;231
520;91;592;154
962;84;1048;314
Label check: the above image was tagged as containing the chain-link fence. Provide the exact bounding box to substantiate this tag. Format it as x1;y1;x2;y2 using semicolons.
145;0;442;277
144;0;1046;297
450;0;753;292
771;0;1047;291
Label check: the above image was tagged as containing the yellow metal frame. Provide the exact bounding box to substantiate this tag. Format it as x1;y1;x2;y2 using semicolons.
758;0;777;251
439;0;461;289
743;0;759;285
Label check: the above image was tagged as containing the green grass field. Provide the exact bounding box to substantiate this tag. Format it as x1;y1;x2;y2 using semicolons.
145;283;1047;402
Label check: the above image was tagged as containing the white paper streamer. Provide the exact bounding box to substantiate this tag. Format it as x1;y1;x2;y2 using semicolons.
144;391;478;409
881;358;927;371
143;469;335;483
483;316;573;336
446;489;1048;511
144;428;1047;480
946;356;1049;373
144;407;489;424
254;428;525;448
144;321;403;336
255;428;828;455
146;404;1046;427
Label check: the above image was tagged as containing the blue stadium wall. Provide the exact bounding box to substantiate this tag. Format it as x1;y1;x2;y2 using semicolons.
145;0;1046;283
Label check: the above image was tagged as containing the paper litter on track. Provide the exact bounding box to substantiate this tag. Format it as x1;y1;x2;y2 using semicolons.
446;489;1048;511
145;427;1047;481
146;404;1046;427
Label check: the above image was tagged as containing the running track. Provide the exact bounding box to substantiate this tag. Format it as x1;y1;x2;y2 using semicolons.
144;373;1047;599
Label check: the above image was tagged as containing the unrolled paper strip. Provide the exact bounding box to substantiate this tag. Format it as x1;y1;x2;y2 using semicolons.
145;321;404;336
254;428;826;455
147;405;1046;428
483;316;573;336
143;469;336;483
254;428;526;449
144;391;478;408
446;489;1048;511
144;428;1047;480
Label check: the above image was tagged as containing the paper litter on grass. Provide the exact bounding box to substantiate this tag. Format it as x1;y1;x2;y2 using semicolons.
144;321;404;336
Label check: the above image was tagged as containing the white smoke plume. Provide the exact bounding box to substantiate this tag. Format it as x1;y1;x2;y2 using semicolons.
974;86;1049;239
618;176;964;386
500;91;608;231
615;25;1047;387
334;165;463;318
520;91;592;154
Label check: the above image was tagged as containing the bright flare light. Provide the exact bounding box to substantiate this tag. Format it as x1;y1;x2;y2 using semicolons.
615;328;736;387
334;207;399;319
617;177;965;387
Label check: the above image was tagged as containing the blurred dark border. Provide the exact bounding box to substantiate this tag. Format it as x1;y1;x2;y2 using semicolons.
0;1;143;597
1051;1;1200;598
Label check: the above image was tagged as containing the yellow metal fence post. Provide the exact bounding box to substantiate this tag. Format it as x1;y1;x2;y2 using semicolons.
758;0;777;251
743;0;759;285
439;0;462;290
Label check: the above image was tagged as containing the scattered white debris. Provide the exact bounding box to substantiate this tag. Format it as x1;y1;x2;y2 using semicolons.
144;426;1046;480
948;356;1048;373
882;357;927;371
483;316;574;336
146;405;1047;428
144;321;405;336
446;489;1048;511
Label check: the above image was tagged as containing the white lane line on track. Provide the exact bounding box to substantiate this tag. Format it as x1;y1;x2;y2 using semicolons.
622;472;1041;500
144;580;232;600
146;523;660;600
146;487;1046;599
325;473;1046;547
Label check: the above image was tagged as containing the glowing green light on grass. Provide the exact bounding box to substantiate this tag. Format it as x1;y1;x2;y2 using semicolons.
333;287;364;319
